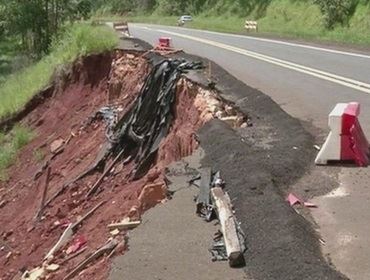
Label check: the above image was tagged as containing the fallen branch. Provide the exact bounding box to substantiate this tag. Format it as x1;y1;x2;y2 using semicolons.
86;149;125;198
63;239;118;280
43;183;68;209
71;201;105;231
34;167;51;221
210;187;244;267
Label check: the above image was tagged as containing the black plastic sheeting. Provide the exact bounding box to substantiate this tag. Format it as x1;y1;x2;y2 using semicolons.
99;58;203;179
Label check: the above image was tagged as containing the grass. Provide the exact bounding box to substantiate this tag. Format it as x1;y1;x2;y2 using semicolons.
0;125;34;181
100;0;370;47
0;22;119;179
0;23;119;121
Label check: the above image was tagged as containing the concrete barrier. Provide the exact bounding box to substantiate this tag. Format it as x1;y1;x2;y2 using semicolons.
315;102;370;166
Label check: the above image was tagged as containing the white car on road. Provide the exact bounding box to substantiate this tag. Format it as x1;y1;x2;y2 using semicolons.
178;15;193;26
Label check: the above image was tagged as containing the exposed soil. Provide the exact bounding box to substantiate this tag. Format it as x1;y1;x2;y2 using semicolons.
0;37;349;280
0;50;239;280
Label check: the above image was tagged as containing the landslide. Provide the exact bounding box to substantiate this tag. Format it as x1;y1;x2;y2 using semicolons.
0;50;225;280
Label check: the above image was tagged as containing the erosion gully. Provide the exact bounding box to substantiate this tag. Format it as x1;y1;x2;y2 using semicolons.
0;49;246;280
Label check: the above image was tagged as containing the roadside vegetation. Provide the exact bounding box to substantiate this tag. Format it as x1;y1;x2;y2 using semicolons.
0;23;117;179
0;1;119;178
93;0;370;46
0;23;118;120
0;125;34;181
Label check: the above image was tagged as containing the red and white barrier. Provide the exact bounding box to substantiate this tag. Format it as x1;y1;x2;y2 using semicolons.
315;102;370;166
156;37;173;50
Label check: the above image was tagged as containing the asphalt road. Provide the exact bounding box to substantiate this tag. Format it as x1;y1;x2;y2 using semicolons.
129;23;370;280
129;23;370;135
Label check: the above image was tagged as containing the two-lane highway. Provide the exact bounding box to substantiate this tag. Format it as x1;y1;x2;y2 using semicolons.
130;23;370;280
130;23;370;135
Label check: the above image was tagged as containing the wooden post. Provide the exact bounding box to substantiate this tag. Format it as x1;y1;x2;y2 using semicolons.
210;187;244;267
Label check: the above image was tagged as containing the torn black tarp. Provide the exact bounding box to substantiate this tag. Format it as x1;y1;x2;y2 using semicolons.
78;59;203;194
111;59;203;178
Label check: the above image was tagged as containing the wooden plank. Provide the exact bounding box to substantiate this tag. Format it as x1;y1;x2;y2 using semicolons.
211;187;244;267
107;220;141;231
196;167;212;206
44;223;74;260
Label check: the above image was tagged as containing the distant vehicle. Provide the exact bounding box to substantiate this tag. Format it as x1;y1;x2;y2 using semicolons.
178;15;193;26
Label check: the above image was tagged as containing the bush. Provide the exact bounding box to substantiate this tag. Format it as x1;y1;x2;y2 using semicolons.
314;0;357;28
0;125;34;181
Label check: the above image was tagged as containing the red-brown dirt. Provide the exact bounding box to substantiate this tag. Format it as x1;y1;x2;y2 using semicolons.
0;51;210;280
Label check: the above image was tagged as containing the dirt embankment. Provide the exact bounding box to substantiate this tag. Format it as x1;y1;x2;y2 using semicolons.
0;50;239;280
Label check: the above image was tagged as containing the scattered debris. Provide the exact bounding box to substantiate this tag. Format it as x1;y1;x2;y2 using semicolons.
87;106;119;142
211;171;225;188
108;218;141;231
286;193;300;206
5;251;12;260
194;169;245;267
44;223;73;260
314;145;321;151
210;239;228;262
66;235;87;255
110;229;120;237
303;201;317;208
319;238;326;245
45;263;60;272
50;138;65;154
60;247;87;265
286;193;317;208
220;116;243;128
45;201;105;260
21;266;45;280
63;239;119;280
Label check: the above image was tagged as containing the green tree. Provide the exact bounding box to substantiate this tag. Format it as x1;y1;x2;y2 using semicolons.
314;0;358;28
1;0;93;56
